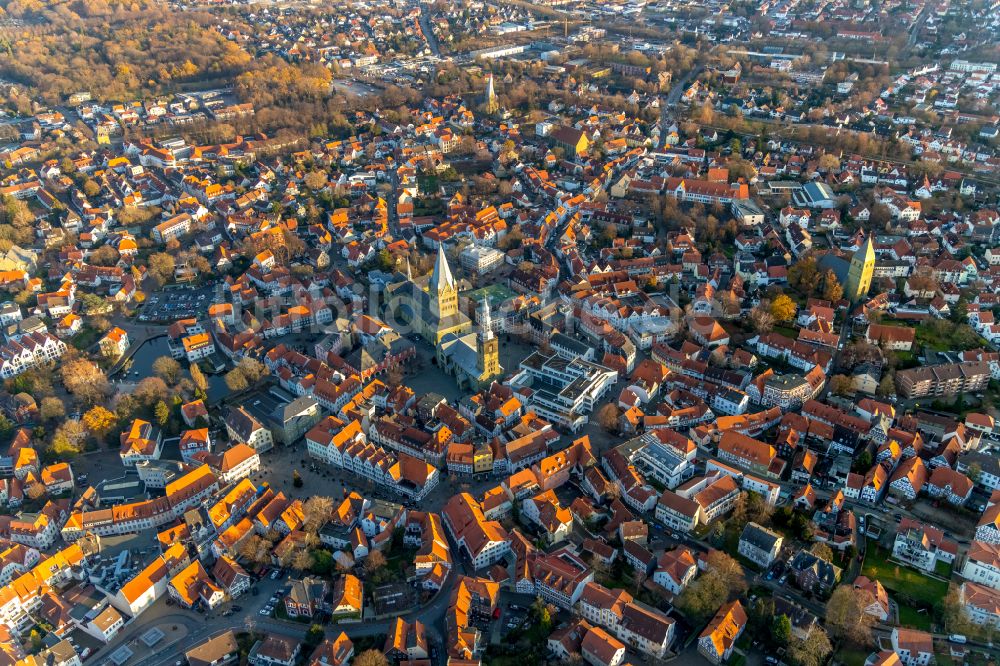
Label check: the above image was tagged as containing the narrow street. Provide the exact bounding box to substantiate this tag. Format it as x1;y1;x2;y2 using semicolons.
419;6;441;57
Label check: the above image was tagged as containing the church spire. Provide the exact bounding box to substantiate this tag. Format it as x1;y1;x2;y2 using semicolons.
479;299;494;341
476;296;500;378
405;257;412;281
430;244;455;294
485;73;499;114
845;233;876;302
859;233;875;262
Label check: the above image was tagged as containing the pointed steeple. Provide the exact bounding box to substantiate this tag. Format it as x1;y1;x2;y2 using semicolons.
430;244;455;294
476;296;499;378
485;73;499;114
858;233;875;263
479;299;494;341
846;233;876;302
405;257;413;281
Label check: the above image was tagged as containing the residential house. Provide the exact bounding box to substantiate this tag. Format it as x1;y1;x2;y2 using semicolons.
698;601;747;664
738;522;783;569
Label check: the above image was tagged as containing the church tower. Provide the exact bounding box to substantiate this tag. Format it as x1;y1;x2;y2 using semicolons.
845;234;876;302
429;244;458;321
476;299;500;380
484;74;499;115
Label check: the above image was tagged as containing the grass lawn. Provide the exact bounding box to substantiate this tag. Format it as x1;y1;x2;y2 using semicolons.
913;321;986;352
70;326;101;351
486;657;521;666
935;560;952;578
891;350;918;369
861;542;948;607
413;197;444;217
914;323;949;352
774;325;799;339
836;647;870;666
464;284;519;304
381;553;409;583
718;525;740;558
897;604;933;631
597;570;636;591
417;173;439;194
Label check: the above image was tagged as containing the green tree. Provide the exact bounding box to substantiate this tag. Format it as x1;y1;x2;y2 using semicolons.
852;450;873;473
772;614;792;646
305;624;324;649
293;470;303;488
312;549;334;575
375;249;395;272
788;256;820;294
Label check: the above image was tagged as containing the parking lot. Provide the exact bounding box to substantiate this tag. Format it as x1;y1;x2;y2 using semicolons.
138;285;219;322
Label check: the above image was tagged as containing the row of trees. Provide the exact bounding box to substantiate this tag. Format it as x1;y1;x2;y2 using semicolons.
787;256;844;303
5;344;224;459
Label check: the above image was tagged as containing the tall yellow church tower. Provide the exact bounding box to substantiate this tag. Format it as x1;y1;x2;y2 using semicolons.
476;299;500;381
845;234;875;302
430;244;458;321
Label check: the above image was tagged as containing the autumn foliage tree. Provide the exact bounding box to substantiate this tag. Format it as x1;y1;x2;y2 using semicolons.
676;551;747;622
239;534;273;566
770;294;796;323
61;358;110;406
788;627;833;666
595;404;621;433
83;406;117;441
829;375;854;396
363;550;387;576
152;356;182;384
352;650;389;666
39;397;65;423
825;585;876;645
822;270;844;302
225;357;268;392
189;363;209;396
51;420;88;457
750;304;775;333
147;253;176;286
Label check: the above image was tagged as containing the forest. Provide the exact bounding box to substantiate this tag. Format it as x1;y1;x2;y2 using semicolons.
0;0;251;105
